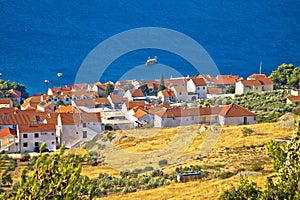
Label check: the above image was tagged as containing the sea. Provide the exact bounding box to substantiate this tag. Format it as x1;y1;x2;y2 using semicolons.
0;0;300;95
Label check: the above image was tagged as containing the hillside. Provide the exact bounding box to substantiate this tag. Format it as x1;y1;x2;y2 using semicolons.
80;121;294;199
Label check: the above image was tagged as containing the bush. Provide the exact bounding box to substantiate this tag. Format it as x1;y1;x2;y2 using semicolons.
158;159;168;167
242;127;254;136
218;177;262;200
144;166;154;172
250;162;264;172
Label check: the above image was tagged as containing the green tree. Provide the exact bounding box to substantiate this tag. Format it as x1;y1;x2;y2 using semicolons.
158;73;165;92
138;84;149;96
219;177;262;200
265;140;287;172
269;63;298;89
102;83;114;97
14;143;90;200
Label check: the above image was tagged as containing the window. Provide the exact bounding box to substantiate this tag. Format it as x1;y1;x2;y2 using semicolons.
23;134;28;138
34;133;39;138
23;142;28;148
66;97;70;101
83;123;87;127
179;92;182;95
83;131;87;138
52;141;55;145
197;87;200;90
203;87;205;90
34;142;39;147
192;116;194;121
51;132;54;136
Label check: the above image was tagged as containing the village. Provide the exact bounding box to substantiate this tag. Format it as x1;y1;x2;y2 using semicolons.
0;72;299;154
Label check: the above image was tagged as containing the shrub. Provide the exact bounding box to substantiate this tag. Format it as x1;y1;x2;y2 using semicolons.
250;162;264;172
158;159;168;167
144;166;154;172
242;127;254;136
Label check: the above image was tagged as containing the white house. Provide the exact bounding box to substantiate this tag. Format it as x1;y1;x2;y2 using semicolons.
157;89;176;104
218;104;256;126
18;124;56;152
0;127;18;153
171;86;189;102
187;78;207;99
236;74;274;94
154;107;221;128
286;96;300;104
123;89;144;101
56;112;103;148
37;101;57;112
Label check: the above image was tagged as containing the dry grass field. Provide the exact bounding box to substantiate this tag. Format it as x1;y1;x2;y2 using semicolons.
9;121;293;199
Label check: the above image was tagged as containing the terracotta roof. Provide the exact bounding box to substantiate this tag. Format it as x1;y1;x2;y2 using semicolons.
94;97;111;106
219;104;255;117
0;98;12;104
18;124;56;133
0;114;33;125
73;99;95;107
133;109;148;119
109;93;123;103
165;78;187;87
212;75;239;85
59;112;101;125
287;96;300;102
247;74;268;80
147;83;158;90
0;127;17;138
240;80;262;87
207;87;223;94
189;78;207;86
160;89;176;97
258;78;274;85
126;101;146;110
8;89;21;98
130;89;144;97
0;107;18;113
155;107;222;118
55;105;73;113
172;86;187;93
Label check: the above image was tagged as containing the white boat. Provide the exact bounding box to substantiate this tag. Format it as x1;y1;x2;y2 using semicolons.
146;56;158;65
57;73;63;77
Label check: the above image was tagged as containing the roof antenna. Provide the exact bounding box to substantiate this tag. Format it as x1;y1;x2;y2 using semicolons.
259;61;262;74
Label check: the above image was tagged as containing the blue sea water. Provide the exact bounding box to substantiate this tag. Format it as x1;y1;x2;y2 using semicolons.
0;0;300;94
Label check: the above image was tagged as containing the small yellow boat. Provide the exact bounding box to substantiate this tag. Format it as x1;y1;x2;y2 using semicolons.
57;73;63;77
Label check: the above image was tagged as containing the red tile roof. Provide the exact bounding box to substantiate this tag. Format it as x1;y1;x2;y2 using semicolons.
155;107;222;118
18;124;56;133
219;104;255;117
287;96;300;102
189;78;207;86
240;80;262;87
133;109;148;119
109;93;123;103
160;89;176;97
212;75;240;85
59;112;101;125
130;89;144;97
258;78;274;85
207;87;223;94
0;98;12;104
0;127;17;138
126;101;146;110
55;105;73;113
247;74;268;80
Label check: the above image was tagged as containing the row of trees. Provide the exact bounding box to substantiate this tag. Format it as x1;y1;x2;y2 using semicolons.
219;117;300;199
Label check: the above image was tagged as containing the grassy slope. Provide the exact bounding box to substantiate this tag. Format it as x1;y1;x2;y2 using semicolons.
88;122;293;199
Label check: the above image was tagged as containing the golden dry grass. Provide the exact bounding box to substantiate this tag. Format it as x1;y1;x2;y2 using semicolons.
99;174;269;200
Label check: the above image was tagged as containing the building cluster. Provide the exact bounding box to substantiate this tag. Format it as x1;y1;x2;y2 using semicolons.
1;72;298;153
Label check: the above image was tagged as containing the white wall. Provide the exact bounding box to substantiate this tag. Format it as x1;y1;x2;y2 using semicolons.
219;116;256;126
19;131;56;152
